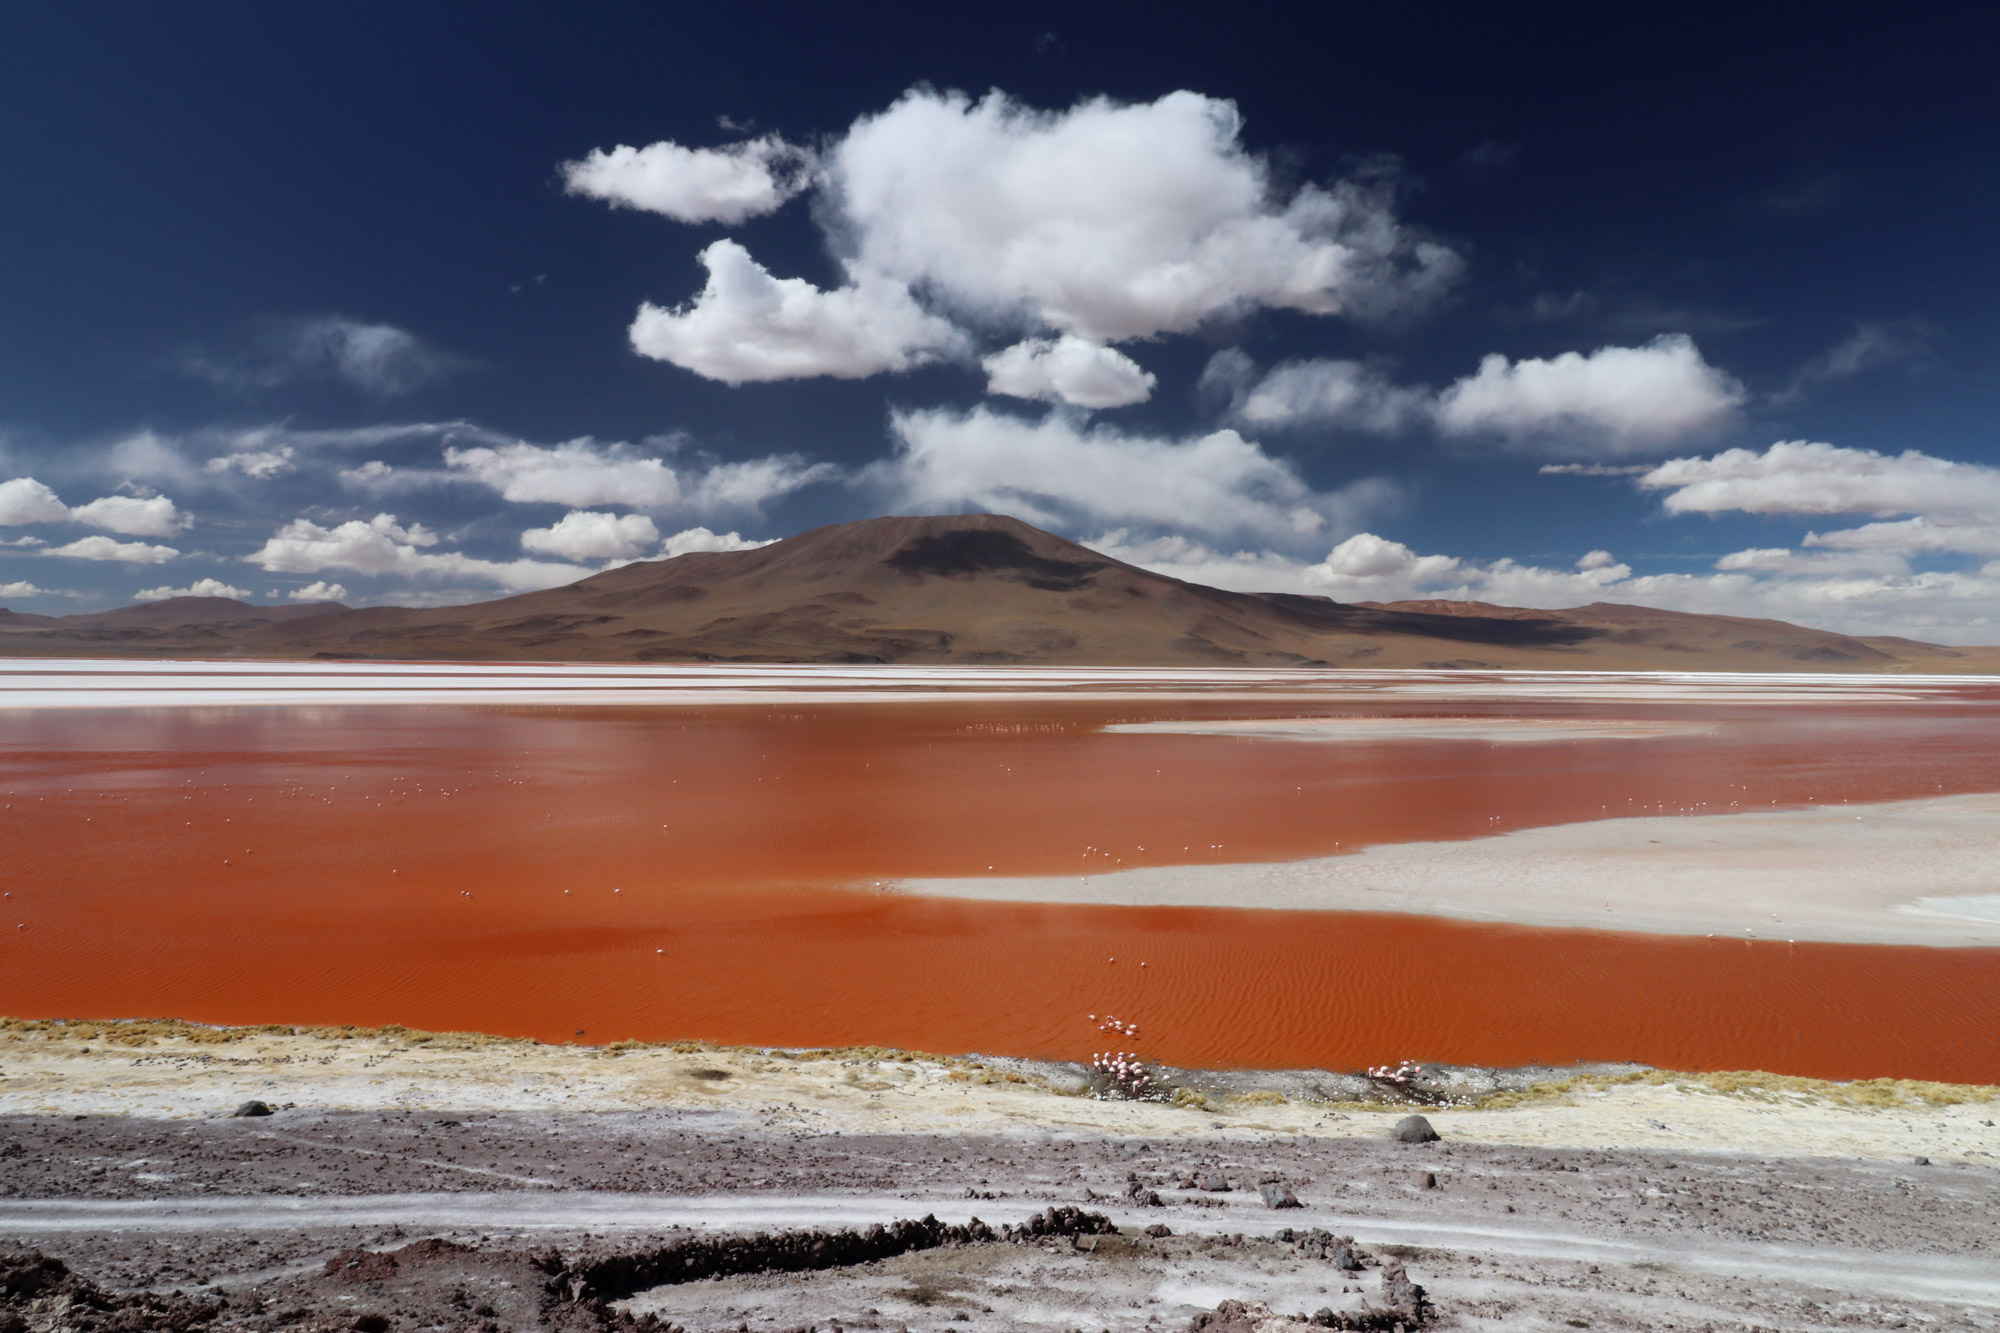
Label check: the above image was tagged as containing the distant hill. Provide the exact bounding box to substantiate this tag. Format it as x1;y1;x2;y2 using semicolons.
2;514;1995;671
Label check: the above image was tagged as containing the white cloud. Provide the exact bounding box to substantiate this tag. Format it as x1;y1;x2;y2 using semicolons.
68;493;190;537
1538;462;1651;477
0;580;51;597
42;535;179;564
870;405;1397;545
247;513;588;592
1232;358;1429;432
1;475;190;536
983;336;1156;408
1640;440;2000;519
521;510;661;561
562;135;810;224
288;581;350;602
206;447;295;479
0;478;69;525
447;439;683;508
107;430;204;488
660;526;773;558
1435;334;1744;454
628;240;966;383
590;88;1459;389
135;577;252;601
827;89;1459;340
0;536;45;548
445;435;835;512
183;317;458;397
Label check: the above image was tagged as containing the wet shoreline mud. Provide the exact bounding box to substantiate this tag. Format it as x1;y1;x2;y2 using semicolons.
3;1020;1999;1331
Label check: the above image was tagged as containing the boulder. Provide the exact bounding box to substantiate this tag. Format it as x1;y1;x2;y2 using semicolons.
1259;1183;1303;1209
1391;1114;1439;1143
231;1100;273;1118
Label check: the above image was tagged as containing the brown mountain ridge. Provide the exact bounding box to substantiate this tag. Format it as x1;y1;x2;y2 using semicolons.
2;513;1995;671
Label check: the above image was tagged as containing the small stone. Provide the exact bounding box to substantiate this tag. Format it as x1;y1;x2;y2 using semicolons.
1420;1170;1438;1189
1914;1155;1931;1166
1201;1174;1231;1192
231;1100;273;1118
1258;1183;1302;1209
1392;1114;1440;1143
1142;1223;1173;1238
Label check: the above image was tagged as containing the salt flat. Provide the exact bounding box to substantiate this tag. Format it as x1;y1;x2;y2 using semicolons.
895;792;2000;947
0;659;1984;708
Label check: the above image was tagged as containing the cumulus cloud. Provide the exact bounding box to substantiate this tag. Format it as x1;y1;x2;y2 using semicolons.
1638;440;2000;568
246;513;587;592
628;240;966;383
0;581;52;598
659;526;773;558
445;435;835;513
1;477;191;536
869;405;1397;545
1231;358;1429;432
828;89;1459;340
135;577;252;601
520;510;661;561
1084;434;2000;640
42;535;179;564
1434;334;1744;454
562;135;810;224
0;478;70;526
183;317;460;397
1639;440;2000;519
587;88;1460;389
983;336;1156;408
1086;528;1631;606
288;581;350;602
67;494;190;537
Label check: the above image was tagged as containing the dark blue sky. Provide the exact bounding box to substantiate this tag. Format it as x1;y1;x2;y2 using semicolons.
4;3;1998;637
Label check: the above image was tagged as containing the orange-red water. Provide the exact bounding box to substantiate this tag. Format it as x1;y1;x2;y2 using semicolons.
4;695;2000;1082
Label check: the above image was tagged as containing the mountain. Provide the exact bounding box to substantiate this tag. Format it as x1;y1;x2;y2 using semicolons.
2;514;1995;670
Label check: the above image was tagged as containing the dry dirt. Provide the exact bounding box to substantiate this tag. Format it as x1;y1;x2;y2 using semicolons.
3;1020;1998;1332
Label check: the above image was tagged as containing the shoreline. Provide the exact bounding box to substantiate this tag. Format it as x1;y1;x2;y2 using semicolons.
4;1017;1996;1161
891;791;2000;947
7;1018;1997;1330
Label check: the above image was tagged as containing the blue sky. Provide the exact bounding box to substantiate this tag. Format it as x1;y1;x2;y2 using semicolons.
3;4;1999;639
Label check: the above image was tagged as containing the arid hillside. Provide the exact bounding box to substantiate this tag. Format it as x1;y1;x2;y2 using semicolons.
3;513;1996;670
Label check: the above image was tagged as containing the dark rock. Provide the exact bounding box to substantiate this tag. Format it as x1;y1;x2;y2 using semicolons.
1382;1261;1430;1318
1259;1183;1302;1209
231;1100;273;1117
1392;1114;1439;1143
1914;1156;1931;1166
1143;1224;1173;1238
1420;1171;1437;1189
353;1316;391;1333
1120;1139;1152;1157
1201;1174;1231;1192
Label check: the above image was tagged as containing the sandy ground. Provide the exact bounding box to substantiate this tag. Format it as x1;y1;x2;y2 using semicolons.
3;1022;1999;1331
893;792;2000;947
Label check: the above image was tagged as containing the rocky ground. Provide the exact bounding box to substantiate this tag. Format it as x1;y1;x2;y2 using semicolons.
2;1021;1997;1332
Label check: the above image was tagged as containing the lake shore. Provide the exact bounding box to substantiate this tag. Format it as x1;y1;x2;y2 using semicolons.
3;1020;1998;1331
